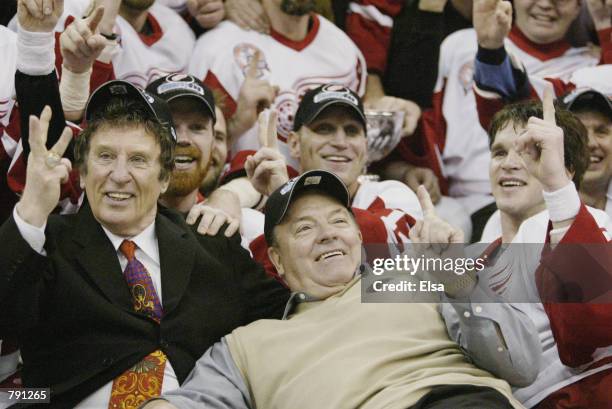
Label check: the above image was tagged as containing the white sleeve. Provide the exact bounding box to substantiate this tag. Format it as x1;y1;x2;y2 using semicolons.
13;206;47;255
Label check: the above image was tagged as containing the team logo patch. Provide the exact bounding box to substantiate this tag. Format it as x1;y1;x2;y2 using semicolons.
157;82;205;96
458;62;474;95
313;84;357;106
280;177;298;195
234;43;269;78
303;176;321;186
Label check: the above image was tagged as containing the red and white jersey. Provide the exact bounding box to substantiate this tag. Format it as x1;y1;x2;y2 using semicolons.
411;27;601;214
240;180;422;280
479;206;612;407
112;3;195;88
0;26;17;167
189;16;366;170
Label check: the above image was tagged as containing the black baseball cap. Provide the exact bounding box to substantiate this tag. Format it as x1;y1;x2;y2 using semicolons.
560;88;612;117
264;170;351;246
85;80;177;141
293;84;366;132
147;74;216;124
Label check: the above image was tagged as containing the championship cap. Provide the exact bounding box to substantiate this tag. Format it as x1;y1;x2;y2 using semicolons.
264;170;351;245
147;74;216;123
293;84;366;132
560;88;612;117
85;80;177;141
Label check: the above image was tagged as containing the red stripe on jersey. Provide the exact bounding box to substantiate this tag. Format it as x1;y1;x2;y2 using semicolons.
203;71;237;119
394;86;448;194
598;27;612;64
508;26;571;61
345;13;391;73
270;14;320;52
139;13;164;47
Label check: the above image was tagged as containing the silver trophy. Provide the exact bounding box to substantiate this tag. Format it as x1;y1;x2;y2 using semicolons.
365;110;405;164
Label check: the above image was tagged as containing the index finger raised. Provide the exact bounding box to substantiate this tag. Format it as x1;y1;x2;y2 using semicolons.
246;50;261;79
416;184;436;218
266;109;278;150
542;84;556;125
86;5;105;32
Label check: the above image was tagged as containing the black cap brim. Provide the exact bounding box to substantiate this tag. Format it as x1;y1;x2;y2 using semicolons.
295;100;367;132
264;170;351;245
85;80;177;141
561;89;612;116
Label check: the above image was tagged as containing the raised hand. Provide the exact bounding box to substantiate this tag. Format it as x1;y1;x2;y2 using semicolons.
60;6;107;73
404;166;442;205
586;0;612;30
473;0;512;49
18;0;64;32
225;0;270;33
245;110;289;196
187;0;225;29
229;50;279;140
16;106;73;227
515;86;570;192
364;96;422;139
409;185;464;252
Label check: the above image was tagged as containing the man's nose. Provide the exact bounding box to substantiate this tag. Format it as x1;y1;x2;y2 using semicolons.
176;127;193;145
317;223;338;243
501;149;523;169
110;157;131;183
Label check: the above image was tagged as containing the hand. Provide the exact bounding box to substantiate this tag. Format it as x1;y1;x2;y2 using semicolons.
365;96;421;139
586;0;612;30
409;185;464;251
229;50;279;140
18;0;64;33
225;0;270;33
186;188;242;236
16;106;73;227
403;166;441;205
60;6;106;73
245;110;289;196
187;0;225;29
473;0;512;49
93;0;121;35
515;86;570;192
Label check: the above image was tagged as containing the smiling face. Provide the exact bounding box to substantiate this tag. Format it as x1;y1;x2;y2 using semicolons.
514;0;580;44
268;192;362;299
82;125;168;236
200;107;228;194
489;122;546;221
289;106;366;196
165;98;214;197
575;110;612;189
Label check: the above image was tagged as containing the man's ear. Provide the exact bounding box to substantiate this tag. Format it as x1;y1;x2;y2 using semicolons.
160;176;170;194
268;246;285;277
287;131;301;160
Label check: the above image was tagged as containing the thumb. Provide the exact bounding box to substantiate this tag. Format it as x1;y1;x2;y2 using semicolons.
87;5;105;32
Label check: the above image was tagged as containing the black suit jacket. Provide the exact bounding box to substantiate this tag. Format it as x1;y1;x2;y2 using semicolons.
0;203;290;408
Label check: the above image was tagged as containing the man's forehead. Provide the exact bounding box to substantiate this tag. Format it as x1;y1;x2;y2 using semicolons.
91;124;160;147
283;192;349;222
307;105;363;126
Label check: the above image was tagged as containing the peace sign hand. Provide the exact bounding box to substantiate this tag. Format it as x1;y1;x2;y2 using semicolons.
514;86;571;192
60;6;107;74
245;110;289;196
16;106;73;227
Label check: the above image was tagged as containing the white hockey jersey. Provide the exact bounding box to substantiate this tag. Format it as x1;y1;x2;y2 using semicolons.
429;27;600;214
189;16;366;169
0;26;17;166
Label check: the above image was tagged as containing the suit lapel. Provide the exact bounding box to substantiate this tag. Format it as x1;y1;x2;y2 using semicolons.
72;203;134;312
156;211;195;316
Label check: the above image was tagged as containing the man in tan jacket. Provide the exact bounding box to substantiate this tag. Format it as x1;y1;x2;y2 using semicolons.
143;170;534;409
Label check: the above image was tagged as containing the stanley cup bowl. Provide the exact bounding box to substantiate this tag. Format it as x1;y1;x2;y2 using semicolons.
365;110;405;164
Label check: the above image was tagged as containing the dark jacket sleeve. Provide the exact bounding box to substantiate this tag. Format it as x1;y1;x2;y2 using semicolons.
226;231;290;322
15;70;71;161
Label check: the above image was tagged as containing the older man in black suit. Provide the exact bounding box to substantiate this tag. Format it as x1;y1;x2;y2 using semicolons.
0;75;288;408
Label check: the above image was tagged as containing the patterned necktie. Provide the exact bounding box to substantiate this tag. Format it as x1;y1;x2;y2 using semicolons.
108;240;167;409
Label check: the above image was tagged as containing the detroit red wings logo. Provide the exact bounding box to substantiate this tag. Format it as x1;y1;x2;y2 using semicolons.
233;43;270;78
458;62;474;95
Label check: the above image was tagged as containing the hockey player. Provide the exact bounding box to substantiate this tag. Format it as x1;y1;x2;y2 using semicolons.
188;0;366;172
455;91;612;408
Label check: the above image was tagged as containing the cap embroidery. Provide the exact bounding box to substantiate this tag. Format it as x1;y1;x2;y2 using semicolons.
303;176;321;186
157;82;205;96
